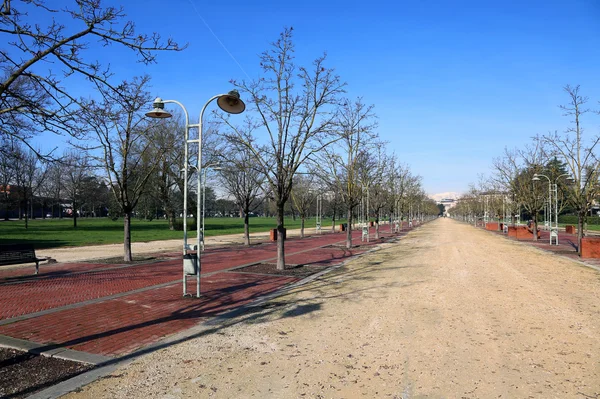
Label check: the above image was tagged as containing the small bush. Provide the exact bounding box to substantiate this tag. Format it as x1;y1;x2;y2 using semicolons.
172;219;197;231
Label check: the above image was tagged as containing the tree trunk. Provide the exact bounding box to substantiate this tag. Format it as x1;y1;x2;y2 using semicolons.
167;209;176;230
24;199;28;228
577;212;585;256
300;216;305;238
375;210;380;239
244;211;250;246
73;205;78;228
331;214;336;233
532;215;538;242
124;211;133;262
346;206;353;249
276;202;285;270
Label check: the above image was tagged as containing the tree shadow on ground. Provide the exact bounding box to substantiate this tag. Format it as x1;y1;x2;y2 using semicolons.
8;231;426;397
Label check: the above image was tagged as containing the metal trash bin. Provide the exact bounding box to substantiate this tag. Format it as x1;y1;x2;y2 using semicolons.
183;254;198;275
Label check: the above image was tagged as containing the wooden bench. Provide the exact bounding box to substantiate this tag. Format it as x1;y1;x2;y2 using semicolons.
0;243;50;274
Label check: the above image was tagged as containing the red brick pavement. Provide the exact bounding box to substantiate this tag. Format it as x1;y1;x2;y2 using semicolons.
0;261;180;320
0;262;122;279
0;227;407;357
0;273;296;356
478;224;584;260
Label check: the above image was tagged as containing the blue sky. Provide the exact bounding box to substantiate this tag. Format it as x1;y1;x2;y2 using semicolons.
33;0;600;195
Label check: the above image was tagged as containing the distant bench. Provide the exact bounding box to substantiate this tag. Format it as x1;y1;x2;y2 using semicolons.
0;243;51;274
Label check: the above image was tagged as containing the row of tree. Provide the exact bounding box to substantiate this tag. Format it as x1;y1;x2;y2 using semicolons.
1;2;437;266
0;140;110;224
450;85;599;255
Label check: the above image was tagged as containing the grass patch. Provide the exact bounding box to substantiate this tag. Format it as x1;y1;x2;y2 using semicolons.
558;223;600;231
0;217;339;249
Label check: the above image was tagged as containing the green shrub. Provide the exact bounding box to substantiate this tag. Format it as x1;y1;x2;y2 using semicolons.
558;215;600;225
172;219;197;231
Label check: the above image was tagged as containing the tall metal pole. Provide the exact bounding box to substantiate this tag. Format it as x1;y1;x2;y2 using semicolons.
192;96;221;297
316;194;322;234
366;186;370;242
147;92;245;298
548;180;552;244
201;168;207;251
156;100;190;296
554;183;559;245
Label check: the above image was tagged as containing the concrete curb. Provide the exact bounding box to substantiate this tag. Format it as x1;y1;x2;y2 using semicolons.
0;335;111;365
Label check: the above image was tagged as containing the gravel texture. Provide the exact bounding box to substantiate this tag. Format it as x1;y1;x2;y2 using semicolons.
0;348;91;399
236;263;329;278
56;218;600;397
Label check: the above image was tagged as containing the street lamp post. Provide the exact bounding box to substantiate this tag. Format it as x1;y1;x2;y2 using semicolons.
201;163;222;251
533;174;553;244
533;173;571;245
316;193;322;234
146;91;245;297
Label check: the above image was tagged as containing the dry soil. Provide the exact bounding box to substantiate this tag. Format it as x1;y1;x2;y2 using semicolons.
63;218;600;398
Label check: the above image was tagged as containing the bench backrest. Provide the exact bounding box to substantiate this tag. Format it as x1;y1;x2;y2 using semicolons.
0;243;37;265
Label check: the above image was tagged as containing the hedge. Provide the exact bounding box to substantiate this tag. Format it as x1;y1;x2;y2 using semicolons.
558;215;600;225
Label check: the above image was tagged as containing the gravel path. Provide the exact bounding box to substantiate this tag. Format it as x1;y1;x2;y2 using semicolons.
63;218;600;398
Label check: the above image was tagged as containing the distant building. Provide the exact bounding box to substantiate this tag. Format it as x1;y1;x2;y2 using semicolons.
438;198;457;210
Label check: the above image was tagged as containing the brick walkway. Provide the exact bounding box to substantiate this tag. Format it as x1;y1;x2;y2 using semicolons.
477;223;600;268
0;226;411;358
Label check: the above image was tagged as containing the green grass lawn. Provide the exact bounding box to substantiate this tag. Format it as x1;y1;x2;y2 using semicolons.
558;223;600;231
0;216;334;248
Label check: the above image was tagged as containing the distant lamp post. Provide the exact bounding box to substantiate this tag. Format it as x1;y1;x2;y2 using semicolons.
146;91;245;297
533;173;572;245
533;173;552;244
316;193;322;234
201;162;222;251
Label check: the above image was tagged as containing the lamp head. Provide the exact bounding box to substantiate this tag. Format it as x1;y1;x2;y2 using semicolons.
532;176;540;181
217;90;246;114
145;97;172;119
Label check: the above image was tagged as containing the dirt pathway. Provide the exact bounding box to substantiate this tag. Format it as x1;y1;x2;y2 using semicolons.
64;218;600;398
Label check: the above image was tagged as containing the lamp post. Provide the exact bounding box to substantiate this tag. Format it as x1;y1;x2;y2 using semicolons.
533;174;552;244
533;173;571;245
316;193;322;234
201;163;222;251
146;91;245;297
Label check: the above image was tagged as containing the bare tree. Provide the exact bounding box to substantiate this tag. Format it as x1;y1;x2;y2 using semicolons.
493;143;548;239
0;138;16;220
222;28;345;270
395;168;421;225
0;0;183;152
219;141;265;246
146;113;185;229
12;143;46;227
82;75;165;261
63;150;92;228
368;148;391;239
43;161;66;218
543;85;599;254
315;98;378;249
291;174;317;238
